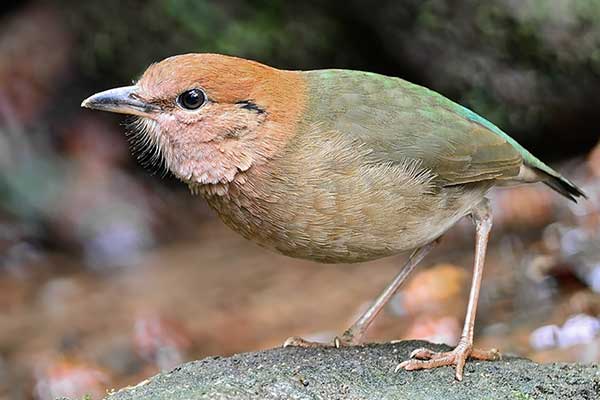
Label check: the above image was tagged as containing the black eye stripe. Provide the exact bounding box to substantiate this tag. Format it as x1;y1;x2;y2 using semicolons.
236;100;265;114
177;89;206;110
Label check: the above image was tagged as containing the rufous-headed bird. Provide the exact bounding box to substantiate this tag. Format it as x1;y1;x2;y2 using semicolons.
82;54;586;380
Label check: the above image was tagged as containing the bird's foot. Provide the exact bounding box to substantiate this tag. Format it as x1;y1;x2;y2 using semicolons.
395;340;501;381
283;334;355;349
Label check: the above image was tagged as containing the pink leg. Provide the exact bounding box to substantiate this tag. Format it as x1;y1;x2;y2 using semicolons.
284;242;437;348
396;199;501;380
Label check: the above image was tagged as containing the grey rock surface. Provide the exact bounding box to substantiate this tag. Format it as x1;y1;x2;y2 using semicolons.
99;341;599;400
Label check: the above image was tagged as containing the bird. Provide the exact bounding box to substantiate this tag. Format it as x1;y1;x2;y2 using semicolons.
81;53;586;380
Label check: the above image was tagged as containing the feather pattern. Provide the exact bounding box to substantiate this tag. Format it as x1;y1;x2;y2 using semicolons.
303;69;523;187
201;125;489;263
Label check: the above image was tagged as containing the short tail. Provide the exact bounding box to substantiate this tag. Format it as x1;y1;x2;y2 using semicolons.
535;168;587;203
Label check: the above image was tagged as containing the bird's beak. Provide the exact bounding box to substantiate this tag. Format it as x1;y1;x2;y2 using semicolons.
81;85;160;117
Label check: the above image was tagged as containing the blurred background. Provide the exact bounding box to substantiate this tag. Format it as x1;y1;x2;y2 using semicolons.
0;0;599;398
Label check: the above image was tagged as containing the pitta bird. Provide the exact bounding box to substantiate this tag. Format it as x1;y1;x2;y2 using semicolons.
82;54;586;380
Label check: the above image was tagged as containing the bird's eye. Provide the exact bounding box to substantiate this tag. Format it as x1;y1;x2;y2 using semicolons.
177;89;206;110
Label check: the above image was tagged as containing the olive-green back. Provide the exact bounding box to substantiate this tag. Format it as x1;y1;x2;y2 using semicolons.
303;69;530;187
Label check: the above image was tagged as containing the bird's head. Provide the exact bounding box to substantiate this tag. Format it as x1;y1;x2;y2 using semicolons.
82;54;306;186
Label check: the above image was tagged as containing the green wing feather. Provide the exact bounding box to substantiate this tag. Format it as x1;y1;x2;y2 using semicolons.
305;69;585;200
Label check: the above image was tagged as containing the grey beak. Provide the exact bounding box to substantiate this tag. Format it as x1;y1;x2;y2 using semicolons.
81;86;160;117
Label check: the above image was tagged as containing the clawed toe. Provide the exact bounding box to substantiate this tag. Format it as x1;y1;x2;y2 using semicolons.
283;336;330;348
396;344;502;381
409;347;438;360
283;335;349;348
471;347;501;360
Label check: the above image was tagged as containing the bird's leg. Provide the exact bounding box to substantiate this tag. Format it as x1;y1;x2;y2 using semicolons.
284;242;436;348
396;199;501;380
338;242;437;345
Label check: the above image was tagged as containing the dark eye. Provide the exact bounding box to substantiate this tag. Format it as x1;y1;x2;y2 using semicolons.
177;89;206;110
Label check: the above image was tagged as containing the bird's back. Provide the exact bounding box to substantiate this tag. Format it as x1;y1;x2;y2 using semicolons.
301;69;584;200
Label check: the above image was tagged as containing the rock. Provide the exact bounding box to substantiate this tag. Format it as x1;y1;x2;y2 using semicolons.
70;341;600;400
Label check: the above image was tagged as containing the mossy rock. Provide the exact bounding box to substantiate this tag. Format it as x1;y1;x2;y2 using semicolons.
70;341;600;400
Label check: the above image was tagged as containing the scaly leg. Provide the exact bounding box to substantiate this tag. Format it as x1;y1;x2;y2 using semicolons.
284;241;437;348
396;198;501;380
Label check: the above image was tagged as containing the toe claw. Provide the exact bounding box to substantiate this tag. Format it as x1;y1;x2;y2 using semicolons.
283;336;300;347
333;336;342;348
283;336;327;348
395;360;414;372
409;347;435;360
471;347;502;361
454;356;466;381
283;335;349;348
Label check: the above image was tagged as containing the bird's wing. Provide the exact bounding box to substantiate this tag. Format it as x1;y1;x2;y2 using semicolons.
305;70;523;187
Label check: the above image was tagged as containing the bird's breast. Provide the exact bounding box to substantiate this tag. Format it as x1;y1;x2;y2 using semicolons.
197;128;487;263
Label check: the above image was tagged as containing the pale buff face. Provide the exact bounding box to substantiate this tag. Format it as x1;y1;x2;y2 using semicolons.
82;54;306;187
130;60;273;185
129;85;268;185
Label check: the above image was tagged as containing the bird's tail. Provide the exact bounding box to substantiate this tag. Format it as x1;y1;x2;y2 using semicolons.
534;167;587;203
508;135;587;202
